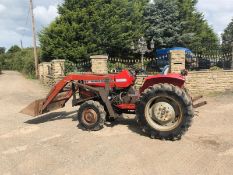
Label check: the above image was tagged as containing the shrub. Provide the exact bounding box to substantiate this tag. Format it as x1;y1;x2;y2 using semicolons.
210;66;222;71
64;60;77;75
0;47;38;78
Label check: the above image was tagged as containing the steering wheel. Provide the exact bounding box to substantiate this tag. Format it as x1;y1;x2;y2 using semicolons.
135;68;147;75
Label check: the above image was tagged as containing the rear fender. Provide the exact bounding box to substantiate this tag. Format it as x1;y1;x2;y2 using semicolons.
140;74;185;93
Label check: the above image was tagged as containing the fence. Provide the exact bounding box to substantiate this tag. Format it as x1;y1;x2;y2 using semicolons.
186;52;233;71
62;54;171;75
108;55;169;74
109;52;233;74
65;59;91;74
48;54;233;78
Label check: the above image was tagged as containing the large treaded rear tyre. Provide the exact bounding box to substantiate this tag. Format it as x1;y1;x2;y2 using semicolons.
78;100;106;131
136;83;194;140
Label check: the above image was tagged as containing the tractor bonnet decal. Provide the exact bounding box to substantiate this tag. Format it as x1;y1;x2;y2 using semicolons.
84;79;114;84
115;78;127;82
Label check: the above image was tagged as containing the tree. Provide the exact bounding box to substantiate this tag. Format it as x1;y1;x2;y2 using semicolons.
144;0;182;48
176;0;219;51
39;0;148;62
222;18;233;52
144;0;219;51
7;45;21;54
40;0;219;61
0;47;5;54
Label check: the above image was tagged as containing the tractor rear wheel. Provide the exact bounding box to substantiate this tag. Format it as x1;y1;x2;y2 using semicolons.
78;100;106;131
136;83;193;140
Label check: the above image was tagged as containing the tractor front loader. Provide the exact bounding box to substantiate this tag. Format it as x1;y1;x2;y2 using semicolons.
21;70;206;140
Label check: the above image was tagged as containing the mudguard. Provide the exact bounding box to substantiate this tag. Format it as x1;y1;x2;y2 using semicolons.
140;73;185;93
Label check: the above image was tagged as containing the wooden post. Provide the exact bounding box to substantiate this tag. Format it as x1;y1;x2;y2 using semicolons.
29;0;39;78
141;53;144;70
231;42;233;69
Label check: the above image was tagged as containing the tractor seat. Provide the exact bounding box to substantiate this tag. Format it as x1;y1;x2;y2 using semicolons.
161;65;170;75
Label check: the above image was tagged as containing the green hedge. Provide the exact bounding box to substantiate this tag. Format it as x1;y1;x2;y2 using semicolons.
0;48;37;78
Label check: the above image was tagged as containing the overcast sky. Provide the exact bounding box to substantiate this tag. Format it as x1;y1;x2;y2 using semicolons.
0;0;232;49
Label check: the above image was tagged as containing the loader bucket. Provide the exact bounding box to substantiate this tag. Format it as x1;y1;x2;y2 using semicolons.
20;99;45;117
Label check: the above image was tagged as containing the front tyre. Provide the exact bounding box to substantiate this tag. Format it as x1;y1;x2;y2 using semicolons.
136;83;193;140
78;100;106;131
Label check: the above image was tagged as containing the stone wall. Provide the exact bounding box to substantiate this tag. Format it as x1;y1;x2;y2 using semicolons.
38;57;233;96
185;70;233;95
39;59;65;86
134;50;233;95
134;71;233;95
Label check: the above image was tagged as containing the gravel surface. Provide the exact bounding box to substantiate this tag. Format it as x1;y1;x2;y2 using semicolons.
0;71;233;175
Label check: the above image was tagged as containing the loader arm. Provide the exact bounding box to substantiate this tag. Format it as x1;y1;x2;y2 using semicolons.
21;74;114;117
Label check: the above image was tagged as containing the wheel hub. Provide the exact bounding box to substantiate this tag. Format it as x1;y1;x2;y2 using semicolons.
151;102;175;125
82;109;98;125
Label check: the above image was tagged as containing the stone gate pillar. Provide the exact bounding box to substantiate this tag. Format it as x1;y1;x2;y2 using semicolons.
51;59;65;85
169;50;186;73
42;62;52;85
51;59;65;77
90;55;108;74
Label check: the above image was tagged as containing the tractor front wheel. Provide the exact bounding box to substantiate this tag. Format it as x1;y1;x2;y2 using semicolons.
136;84;193;140
78;100;106;131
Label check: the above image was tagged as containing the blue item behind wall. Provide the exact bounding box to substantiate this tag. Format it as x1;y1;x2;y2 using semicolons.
156;47;192;58
155;47;193;72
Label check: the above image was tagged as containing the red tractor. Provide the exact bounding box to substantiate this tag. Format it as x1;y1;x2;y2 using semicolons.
21;69;206;140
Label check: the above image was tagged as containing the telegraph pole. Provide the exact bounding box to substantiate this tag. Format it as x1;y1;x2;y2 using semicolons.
29;0;39;78
231;42;233;69
20;40;23;49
